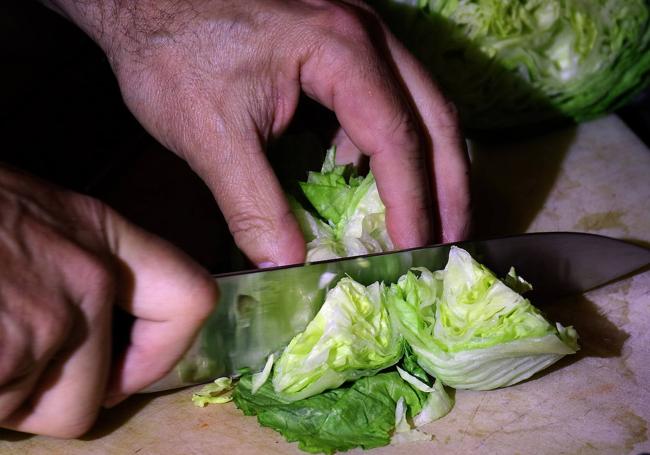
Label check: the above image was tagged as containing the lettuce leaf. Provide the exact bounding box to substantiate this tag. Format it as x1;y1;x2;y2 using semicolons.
272;277;403;401
291;147;393;261
386;246;579;390
191;377;235;407
197;246;579;453
234;372;428;454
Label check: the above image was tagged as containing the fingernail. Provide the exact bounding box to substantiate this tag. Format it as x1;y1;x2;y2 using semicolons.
258;262;277;269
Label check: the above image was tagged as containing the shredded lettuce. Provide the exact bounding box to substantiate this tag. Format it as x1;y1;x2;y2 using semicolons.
192;377;235;407
372;0;650;134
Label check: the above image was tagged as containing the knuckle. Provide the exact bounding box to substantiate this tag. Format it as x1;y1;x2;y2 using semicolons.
74;253;116;314
38;304;74;354
375;109;421;154
228;206;273;243
80;254;115;292
0;328;30;387
70;193;110;232
310;3;371;48
390;109;420;141
0;294;73;388
433;99;462;139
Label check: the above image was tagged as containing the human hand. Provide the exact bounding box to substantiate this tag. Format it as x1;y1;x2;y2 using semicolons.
0;166;217;437
53;0;470;266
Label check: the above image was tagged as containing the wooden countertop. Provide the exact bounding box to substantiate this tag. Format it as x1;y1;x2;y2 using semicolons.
1;115;648;455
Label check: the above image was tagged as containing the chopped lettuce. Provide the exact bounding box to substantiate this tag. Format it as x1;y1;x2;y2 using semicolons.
234;372;428;454
272;277;403;401
191;377;235;407
386;246;579;390
197;246;579;453
395;367;453;427
251;354;275;394
291;147;393;261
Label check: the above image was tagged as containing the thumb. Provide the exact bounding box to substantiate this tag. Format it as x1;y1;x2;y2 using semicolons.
104;208;218;402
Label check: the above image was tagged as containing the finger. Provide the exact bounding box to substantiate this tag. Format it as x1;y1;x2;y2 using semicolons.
299;5;432;248
0;292;71;425
1;295;112;438
181;109;306;267
3;232;119;437
0;369;43;424
103;210;218;401
381;30;472;242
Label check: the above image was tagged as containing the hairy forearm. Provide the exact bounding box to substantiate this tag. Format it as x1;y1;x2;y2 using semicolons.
37;0;199;63
39;0;121;48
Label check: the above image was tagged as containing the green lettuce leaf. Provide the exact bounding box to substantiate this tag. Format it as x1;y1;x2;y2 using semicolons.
292;147;393;262
272;277;403;401
386;246;579;390
400;343;430;385
234;372;428;454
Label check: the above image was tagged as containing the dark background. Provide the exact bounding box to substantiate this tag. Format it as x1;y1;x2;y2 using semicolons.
2;1;239;272
2;2;649;273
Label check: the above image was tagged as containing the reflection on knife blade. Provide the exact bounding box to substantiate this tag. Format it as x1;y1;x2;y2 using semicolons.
145;232;649;394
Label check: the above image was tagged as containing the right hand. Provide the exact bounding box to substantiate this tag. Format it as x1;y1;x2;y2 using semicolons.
0;165;217;438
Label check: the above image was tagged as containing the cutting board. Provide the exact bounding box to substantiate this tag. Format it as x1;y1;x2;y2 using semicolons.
1;115;648;454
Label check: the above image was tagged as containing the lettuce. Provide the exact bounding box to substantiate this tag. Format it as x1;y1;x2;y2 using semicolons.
291;147;393;261
272;277;403;401
191;377;235;407
386;246;579;390
372;0;650;134
198;246;578;453
234;372;428;454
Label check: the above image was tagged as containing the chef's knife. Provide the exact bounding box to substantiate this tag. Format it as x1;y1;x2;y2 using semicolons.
143;232;650;392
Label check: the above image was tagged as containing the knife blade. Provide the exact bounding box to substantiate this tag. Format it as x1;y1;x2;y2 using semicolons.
143;232;649;392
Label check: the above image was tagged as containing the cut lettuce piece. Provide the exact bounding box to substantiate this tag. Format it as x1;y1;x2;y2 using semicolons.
393;397;412;434
252;354;275;394
291;147;393;262
413;380;453;427
272;278;403;401
386;246;579;390
191;377;235;407
234;372;428;454
396;367;453;426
